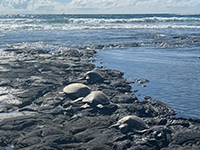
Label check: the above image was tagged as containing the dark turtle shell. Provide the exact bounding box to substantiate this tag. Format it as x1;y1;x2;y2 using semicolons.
82;70;105;83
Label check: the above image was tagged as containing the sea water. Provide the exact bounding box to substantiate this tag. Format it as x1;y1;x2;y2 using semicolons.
0;14;200;119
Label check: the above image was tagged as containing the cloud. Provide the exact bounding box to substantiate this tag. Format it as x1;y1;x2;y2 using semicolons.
68;0;135;9
66;0;200;14
72;0;200;8
0;0;200;14
0;0;63;13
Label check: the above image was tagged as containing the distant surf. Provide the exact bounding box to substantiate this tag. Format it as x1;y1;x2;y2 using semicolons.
1;14;200;31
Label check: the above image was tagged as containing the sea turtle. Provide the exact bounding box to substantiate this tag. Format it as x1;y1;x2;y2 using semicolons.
63;83;91;98
82;91;110;107
80;70;105;83
109;115;149;134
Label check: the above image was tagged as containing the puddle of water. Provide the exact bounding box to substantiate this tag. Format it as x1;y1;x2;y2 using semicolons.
5;146;13;150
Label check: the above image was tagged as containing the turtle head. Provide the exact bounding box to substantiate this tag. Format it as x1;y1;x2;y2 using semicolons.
85;75;90;80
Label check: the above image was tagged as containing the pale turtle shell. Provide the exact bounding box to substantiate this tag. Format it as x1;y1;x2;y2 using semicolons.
63;83;91;98
117;115;148;129
110;115;149;133
82;91;110;105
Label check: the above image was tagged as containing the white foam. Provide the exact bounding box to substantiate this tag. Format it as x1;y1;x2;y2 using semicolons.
1;23;200;31
1;16;200;31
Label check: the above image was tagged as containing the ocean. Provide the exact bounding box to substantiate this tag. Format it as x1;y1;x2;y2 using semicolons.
0;14;200;119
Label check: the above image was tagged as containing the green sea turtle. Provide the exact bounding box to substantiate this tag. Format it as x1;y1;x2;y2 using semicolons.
80;70;105;83
109;115;149;134
63;83;91;98
82;91;110;107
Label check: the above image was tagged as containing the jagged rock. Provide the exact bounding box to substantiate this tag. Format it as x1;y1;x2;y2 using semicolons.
0;48;199;150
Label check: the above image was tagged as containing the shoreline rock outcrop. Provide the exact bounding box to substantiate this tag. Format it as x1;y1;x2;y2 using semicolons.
0;48;199;150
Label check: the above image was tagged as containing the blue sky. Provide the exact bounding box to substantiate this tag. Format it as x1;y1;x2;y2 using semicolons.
0;0;199;14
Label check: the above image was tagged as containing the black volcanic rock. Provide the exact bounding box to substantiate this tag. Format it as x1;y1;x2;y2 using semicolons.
0;47;199;150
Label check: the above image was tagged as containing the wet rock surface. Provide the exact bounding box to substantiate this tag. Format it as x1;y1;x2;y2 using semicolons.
0;48;200;150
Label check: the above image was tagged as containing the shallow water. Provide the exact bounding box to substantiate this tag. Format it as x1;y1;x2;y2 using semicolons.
94;47;200;119
5;146;13;150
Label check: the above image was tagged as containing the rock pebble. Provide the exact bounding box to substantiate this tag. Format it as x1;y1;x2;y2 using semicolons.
0;47;199;150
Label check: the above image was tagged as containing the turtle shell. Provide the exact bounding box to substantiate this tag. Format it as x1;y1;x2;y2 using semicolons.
82;91;110;105
117;115;149;130
110;115;149;133
83;70;104;83
63;83;91;98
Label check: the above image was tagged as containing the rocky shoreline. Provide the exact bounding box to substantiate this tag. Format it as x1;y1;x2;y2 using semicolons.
0;47;200;150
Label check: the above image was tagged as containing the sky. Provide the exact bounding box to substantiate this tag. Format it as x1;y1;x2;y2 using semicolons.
0;0;199;14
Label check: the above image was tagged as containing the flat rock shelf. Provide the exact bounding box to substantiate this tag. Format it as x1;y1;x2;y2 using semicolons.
0;48;200;150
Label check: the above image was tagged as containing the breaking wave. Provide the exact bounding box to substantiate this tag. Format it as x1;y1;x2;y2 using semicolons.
1;24;200;31
1;14;200;31
1;16;200;24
